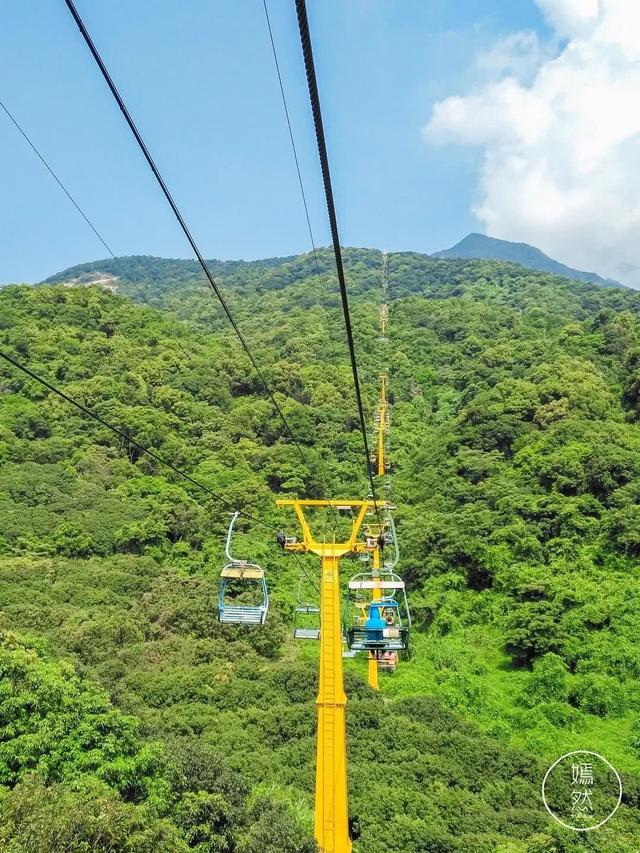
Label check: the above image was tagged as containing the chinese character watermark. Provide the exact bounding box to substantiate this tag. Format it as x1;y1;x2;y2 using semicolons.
542;751;622;832
570;762;594;818
571;762;594;787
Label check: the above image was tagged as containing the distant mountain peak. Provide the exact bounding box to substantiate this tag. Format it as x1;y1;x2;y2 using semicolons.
433;233;622;288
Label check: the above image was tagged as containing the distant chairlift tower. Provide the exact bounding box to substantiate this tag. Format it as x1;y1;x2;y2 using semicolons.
376;372;389;478
372;372;391;688
380;302;389;339
369;295;392;688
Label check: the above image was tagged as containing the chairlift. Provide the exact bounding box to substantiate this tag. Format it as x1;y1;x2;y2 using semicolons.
217;512;268;625
382;515;400;572
294;604;321;640
344;570;410;652
363;520;392;551
293;575;320;640
341;627;359;658
378;650;399;673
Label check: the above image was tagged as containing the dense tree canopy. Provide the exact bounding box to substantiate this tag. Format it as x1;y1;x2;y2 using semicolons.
2;249;640;849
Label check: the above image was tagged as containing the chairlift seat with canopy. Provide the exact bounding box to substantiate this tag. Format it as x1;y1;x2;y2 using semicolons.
217;512;269;626
344;571;410;653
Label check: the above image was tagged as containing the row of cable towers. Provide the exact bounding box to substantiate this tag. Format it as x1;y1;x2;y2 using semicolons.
218;253;410;852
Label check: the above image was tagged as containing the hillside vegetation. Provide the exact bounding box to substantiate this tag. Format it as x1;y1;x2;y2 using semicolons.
2;249;640;850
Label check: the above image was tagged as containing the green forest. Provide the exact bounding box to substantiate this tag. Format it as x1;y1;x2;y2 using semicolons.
2;248;640;850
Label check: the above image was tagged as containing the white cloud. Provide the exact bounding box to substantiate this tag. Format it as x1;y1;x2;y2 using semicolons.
424;0;640;286
536;0;599;38
476;31;551;83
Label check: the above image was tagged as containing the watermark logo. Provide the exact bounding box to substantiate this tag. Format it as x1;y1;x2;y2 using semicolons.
542;750;622;832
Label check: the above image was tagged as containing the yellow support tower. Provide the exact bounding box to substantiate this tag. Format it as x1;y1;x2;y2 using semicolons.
381;251;389;301
380;303;389;338
276;499;386;853
377;373;388;477
367;544;381;691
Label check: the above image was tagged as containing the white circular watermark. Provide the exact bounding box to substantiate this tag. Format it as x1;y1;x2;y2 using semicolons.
542;750;622;832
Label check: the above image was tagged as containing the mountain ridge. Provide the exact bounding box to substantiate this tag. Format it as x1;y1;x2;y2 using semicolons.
40;243;626;303
433;232;622;288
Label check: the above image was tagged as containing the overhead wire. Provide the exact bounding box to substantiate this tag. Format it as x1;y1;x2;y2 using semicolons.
261;0;334;348
3;44;316;584
0;102;319;573
262;0;343;547
63;0;308;464
0;347;319;593
0;99;193;363
381;253;392;500
293;0;382;521
0;100;279;514
0;93;317;578
0;349;255;519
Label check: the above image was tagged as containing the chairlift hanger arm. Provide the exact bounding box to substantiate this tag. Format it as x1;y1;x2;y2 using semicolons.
225;511;241;563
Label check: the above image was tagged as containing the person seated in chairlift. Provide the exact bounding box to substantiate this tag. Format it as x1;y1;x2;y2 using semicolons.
364;604;385;641
383;607;396;626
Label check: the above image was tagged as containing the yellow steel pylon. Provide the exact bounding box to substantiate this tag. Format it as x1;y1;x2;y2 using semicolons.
380;303;389;337
367;544;381;691
377;373;388;477
276;499;387;853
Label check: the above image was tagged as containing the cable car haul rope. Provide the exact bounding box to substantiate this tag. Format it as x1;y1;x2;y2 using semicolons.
64;0;308;464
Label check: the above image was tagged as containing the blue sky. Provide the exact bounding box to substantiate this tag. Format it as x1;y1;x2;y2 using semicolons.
1;0;547;283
